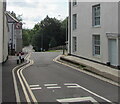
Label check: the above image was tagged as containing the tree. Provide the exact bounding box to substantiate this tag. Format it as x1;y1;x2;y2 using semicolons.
22;29;30;46
49;37;57;48
26;15;68;51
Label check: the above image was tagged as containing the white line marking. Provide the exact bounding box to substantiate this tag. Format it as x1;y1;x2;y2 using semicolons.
64;83;78;86
31;87;42;90
53;56;117;103
67;86;80;88
53;55;120;87
44;84;58;86
30;85;40;88
47;86;61;89
64;83;81;88
57;96;99;104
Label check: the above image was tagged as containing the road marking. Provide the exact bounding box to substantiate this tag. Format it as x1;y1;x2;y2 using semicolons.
64;83;82;88
57;96;99;104
64;83;78;86
17;64;31;102
12;54;29;102
14;53;38;103
47;86;61;89
30;85;40;87
31;87;42;90
20;59;38;103
44;84;58;86
67;86;80;88
53;55;120;87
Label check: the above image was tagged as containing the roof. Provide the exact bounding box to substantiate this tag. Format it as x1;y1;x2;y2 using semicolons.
5;11;20;23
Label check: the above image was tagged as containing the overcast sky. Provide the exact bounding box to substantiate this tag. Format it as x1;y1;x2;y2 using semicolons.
7;0;68;29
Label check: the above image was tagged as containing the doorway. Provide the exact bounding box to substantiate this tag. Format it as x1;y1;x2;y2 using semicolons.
108;39;117;66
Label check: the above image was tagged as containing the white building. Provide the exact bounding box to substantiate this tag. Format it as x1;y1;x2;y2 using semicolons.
6;12;23;55
68;1;120;67
0;1;8;63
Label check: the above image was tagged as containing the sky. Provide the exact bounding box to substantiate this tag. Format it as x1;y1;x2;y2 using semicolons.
7;0;68;29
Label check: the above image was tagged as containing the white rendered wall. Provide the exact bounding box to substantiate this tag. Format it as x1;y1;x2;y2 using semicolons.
71;2;119;64
3;13;8;62
0;2;3;63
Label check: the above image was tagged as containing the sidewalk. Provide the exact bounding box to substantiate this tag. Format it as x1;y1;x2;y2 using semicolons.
2;56;18;102
60;55;120;83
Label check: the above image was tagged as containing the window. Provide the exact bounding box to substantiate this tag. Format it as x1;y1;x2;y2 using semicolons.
73;14;77;30
73;0;77;6
73;37;77;52
92;4;100;26
93;35;100;55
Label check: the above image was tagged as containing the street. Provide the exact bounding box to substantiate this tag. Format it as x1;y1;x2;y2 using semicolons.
10;52;119;103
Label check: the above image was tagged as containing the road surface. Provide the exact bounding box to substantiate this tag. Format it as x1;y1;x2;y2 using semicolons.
3;52;120;103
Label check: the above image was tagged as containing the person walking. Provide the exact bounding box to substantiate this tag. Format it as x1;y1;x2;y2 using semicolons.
17;53;19;64
19;52;22;63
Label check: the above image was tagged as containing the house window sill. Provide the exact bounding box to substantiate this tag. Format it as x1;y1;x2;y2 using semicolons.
92;25;101;28
93;55;101;59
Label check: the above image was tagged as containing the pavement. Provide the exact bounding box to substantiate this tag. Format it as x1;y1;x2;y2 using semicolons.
59;55;120;84
2;55;26;103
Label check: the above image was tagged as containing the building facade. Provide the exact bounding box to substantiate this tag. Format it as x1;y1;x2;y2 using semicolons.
6;12;22;55
0;1;8;63
68;1;120;67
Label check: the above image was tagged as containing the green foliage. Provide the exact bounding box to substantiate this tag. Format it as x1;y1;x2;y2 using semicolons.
22;29;30;46
23;15;68;51
49;38;57;48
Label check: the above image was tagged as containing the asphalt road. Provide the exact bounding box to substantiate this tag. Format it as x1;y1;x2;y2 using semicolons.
16;52;119;104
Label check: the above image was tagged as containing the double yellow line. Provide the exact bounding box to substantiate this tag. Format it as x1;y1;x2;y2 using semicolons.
12;53;38;103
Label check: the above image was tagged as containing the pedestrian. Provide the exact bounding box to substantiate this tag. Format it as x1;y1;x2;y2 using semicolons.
21;52;25;62
19;52;22;63
22;52;25;62
17;53;19;64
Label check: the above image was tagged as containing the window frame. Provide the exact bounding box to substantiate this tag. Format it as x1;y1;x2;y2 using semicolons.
73;0;77;6
73;14;77;30
92;35;100;56
73;36;77;52
92;4;100;27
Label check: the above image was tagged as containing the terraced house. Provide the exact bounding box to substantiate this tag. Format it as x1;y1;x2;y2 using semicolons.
68;1;120;67
0;0;8;63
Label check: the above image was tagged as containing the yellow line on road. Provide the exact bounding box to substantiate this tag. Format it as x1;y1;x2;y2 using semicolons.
12;54;29;103
20;60;38;103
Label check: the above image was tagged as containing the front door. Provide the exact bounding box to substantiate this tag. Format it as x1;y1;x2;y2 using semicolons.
108;39;117;66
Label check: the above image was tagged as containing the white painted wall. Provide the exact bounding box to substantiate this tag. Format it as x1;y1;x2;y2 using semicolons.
70;2;119;65
3;13;8;62
0;2;3;63
0;1;8;63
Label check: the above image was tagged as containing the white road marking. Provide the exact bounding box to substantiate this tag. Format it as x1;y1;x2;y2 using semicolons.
57;96;99;104
67;86;80;88
31;87;42;90
47;86;61;89
44;84;58;86
64;83;78;86
30;85;40;88
54;56;113;103
53;55;120;87
64;83;81;88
